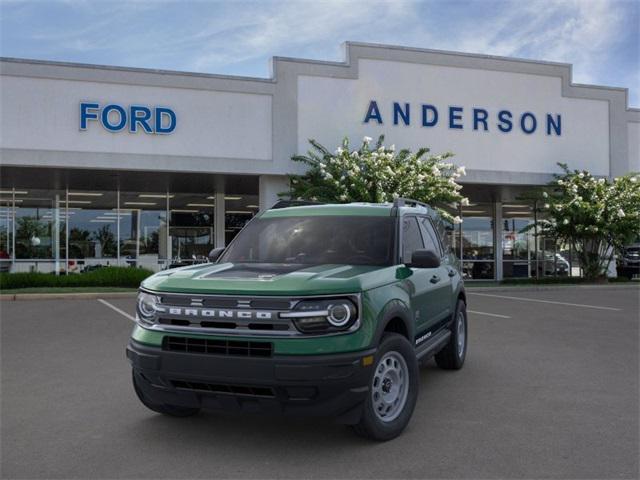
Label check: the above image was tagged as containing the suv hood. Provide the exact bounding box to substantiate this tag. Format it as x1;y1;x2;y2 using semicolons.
142;262;398;296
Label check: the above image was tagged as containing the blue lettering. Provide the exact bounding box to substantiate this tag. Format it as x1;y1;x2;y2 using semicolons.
546;114;561;136
364;100;383;124
155;107;176;134
80;102;99;130
393;102;410;126
473;108;489;131
449;106;463;129
520;112;537;134
497;110;513;132
421;104;438;127
130;105;153;133
101;104;127;132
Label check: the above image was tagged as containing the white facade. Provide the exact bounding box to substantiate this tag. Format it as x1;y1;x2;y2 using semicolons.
0;42;637;278
298;59;611;177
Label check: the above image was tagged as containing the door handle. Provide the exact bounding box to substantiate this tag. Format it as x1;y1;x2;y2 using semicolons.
430;275;440;284
448;269;456;277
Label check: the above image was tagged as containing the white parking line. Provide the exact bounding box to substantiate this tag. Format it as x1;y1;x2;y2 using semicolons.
468;292;621;311
97;299;136;322
467;309;511;319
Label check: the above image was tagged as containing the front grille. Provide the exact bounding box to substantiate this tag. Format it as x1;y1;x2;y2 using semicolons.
163;336;273;357
171;380;275;397
158;294;291;310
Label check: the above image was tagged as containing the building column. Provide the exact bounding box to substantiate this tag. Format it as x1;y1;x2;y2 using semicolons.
259;175;289;212
495;201;503;281
214;192;225;249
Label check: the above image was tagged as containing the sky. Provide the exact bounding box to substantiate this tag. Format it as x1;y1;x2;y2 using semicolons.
1;0;638;106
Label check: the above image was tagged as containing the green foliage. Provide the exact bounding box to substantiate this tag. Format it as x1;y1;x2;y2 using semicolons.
533;163;640;280
285;135;467;222
0;267;153;290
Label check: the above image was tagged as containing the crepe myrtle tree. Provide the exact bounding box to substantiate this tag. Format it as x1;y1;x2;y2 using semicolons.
284;135;468;223
534;163;640;280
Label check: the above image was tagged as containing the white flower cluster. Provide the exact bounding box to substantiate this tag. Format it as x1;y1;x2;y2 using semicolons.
537;164;640;278
288;135;467;222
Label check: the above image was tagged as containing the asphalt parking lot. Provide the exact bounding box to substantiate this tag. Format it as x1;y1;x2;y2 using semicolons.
1;286;638;479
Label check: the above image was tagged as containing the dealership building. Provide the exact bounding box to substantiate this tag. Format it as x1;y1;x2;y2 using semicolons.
1;42;638;279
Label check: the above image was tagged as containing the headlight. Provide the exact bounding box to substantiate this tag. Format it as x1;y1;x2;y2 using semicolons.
136;291;160;325
281;298;358;334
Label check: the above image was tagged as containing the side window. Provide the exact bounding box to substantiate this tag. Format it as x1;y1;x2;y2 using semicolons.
419;217;442;256
402;217;424;264
434;216;453;253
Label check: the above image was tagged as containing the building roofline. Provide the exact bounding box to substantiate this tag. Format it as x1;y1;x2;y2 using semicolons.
1;40;636;109
0;56;274;84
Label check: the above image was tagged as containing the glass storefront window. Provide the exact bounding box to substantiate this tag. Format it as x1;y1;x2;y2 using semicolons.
13;189;66;273
0;192;15;272
225;194;258;245
461;203;494;280
66;191;117;272
502;203;534;278
120;192;169;271
169;193;215;267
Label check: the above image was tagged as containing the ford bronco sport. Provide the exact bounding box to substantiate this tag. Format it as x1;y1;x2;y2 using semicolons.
127;199;467;440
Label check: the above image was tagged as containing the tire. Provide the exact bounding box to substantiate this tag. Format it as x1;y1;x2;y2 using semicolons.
435;299;467;370
351;333;419;441
132;370;200;417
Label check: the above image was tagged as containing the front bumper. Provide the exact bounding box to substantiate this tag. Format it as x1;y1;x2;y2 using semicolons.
126;339;376;424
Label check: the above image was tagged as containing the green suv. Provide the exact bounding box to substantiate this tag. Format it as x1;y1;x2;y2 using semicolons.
127;199;467;440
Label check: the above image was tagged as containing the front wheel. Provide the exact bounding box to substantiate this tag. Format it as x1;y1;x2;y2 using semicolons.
435;299;467;370
351;333;419;441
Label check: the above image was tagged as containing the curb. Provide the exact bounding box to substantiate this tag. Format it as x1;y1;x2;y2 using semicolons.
0;292;138;301
466;283;639;293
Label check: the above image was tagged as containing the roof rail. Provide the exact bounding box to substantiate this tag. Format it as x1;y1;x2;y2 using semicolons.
392;197;431;209
271;199;324;209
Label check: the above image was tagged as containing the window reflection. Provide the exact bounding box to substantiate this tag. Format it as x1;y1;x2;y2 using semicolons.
13;190;66;273
0;196;14;272
120;193;168;270
66;191;117;272
225;194;258;245
461;203;494;279
434;203;458;256
502;203;549;279
169;193;215;267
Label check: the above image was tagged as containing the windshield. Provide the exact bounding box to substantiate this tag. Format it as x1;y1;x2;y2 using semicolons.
220;215;396;266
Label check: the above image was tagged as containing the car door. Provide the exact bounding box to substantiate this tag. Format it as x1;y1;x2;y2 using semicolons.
418;216;454;332
400;216;441;338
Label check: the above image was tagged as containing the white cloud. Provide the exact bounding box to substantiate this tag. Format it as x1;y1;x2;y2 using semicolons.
186;0;417;72
419;0;626;86
1;0;634;102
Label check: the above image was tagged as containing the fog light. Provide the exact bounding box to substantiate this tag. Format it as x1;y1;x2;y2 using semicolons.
294;316;330;333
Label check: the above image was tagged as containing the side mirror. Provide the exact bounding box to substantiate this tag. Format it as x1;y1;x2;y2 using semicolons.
208;247;225;263
407;249;441;269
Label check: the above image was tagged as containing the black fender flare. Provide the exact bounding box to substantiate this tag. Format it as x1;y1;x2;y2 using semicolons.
371;299;415;347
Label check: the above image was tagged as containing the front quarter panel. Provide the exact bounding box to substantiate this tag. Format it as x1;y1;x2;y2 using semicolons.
363;280;413;347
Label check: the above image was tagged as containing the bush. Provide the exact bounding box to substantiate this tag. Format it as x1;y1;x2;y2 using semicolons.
0;267;153;290
286;135;467;223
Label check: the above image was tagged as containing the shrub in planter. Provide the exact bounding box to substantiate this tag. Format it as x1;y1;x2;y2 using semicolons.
0;267;154;290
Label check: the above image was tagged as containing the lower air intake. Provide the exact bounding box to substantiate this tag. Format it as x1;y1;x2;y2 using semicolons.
171;380;275;398
162;336;273;357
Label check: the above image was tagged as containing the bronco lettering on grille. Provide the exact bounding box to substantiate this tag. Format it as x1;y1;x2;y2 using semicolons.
157;306;273;320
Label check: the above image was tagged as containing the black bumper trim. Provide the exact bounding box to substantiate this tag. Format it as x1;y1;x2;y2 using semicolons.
127;339;376;423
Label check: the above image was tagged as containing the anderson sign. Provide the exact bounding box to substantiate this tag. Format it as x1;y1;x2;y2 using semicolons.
363;100;562;136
